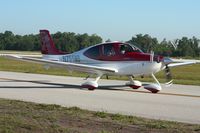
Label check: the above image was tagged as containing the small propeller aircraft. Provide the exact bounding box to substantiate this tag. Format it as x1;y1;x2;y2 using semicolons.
1;30;197;93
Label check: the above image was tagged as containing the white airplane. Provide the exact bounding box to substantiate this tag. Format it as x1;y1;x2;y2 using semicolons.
1;30;197;93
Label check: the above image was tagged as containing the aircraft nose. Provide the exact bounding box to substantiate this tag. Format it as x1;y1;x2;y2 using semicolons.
153;55;163;63
162;57;173;64
152;61;163;73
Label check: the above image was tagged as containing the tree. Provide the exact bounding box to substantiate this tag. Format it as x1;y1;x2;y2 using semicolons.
3;31;15;50
0;33;4;50
176;37;194;57
127;34;159;53
105;39;111;42
89;34;102;45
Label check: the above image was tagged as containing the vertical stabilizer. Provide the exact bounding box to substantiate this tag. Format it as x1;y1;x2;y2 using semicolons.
40;30;66;55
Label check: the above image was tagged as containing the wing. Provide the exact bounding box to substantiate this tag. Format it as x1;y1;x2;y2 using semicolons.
164;58;199;68
168;62;196;67
171;58;200;63
0;54;118;74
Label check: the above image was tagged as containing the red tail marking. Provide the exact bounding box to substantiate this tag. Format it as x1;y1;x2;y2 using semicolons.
40;30;66;55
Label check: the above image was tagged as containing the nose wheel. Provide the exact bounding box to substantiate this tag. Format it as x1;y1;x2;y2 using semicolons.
126;74;162;93
143;74;162;93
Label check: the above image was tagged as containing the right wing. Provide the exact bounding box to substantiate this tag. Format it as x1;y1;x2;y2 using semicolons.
171;58;200;63
163;57;199;68
168;62;197;67
0;54;118;74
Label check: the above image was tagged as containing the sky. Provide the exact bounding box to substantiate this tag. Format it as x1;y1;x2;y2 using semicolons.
0;0;200;42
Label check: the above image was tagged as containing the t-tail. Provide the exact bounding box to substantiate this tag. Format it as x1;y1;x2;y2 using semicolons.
40;30;67;55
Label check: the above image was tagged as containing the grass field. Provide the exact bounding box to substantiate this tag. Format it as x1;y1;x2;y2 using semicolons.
0;57;200;86
0;98;200;133
0;50;41;55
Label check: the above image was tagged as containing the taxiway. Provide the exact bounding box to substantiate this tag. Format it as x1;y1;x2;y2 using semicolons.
0;71;200;124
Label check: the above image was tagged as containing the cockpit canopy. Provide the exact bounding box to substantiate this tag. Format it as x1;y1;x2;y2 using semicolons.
84;42;143;60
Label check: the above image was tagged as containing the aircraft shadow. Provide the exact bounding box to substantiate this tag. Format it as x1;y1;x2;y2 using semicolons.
0;80;81;89
1;78;199;98
0;78;129;91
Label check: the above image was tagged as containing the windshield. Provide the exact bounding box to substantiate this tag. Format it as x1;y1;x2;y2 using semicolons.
120;43;143;53
128;43;143;53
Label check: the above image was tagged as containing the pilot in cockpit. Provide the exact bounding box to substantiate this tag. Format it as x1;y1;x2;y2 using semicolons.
120;45;126;54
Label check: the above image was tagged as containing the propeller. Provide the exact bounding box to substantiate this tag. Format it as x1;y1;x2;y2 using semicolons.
164;65;173;86
162;57;173;86
149;51;173;86
162;40;177;86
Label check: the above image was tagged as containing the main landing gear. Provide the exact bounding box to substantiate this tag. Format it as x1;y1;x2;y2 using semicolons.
81;74;102;90
126;76;142;89
82;73;162;93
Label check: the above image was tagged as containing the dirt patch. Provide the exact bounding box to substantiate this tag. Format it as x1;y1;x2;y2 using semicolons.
58;116;142;133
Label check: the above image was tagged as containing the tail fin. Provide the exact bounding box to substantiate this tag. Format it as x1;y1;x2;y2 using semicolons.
40;30;66;55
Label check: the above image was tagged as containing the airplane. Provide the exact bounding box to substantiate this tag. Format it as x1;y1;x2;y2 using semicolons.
1;30;198;93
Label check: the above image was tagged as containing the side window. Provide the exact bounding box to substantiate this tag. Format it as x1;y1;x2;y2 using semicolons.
103;44;115;56
125;44;134;53
119;44;133;54
120;44;141;53
84;45;100;58
120;45;126;54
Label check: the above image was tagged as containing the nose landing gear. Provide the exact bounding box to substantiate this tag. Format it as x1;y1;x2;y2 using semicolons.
126;74;162;93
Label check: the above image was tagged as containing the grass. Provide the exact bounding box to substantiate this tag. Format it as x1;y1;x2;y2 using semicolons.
0;98;200;133
0;50;41;54
0;57;200;86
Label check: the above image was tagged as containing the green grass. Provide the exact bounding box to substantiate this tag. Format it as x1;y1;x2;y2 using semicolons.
0;98;200;133
0;57;87;77
0;57;200;86
0;50;41;54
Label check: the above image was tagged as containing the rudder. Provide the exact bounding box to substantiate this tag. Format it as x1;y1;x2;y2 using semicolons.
40;30;66;55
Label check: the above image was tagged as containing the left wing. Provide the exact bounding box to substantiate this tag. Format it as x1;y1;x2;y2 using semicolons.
0;54;118;74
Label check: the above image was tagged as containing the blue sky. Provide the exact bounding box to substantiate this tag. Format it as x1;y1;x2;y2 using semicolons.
0;0;200;41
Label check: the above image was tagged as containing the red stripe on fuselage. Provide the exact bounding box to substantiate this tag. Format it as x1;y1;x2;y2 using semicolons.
98;52;150;61
98;52;163;62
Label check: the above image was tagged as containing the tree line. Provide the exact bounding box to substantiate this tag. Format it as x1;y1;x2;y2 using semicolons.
127;34;200;57
0;31;102;53
0;31;200;57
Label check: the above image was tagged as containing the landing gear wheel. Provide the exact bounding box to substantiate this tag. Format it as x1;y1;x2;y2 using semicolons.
81;74;102;91
143;82;161;94
88;87;96;91
81;83;97;91
126;77;142;90
128;85;141;89
144;87;160;93
151;90;159;93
